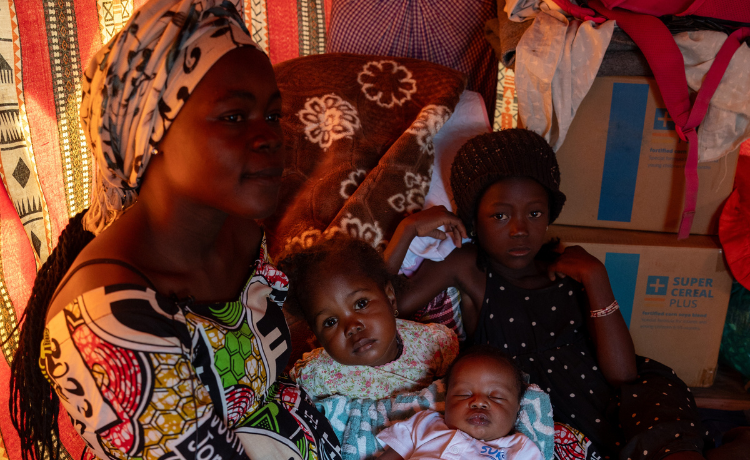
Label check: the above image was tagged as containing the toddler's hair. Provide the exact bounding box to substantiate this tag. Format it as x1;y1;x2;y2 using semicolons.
445;345;528;401
277;233;400;321
449;129;567;236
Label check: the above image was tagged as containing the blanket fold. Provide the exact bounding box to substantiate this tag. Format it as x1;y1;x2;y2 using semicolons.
265;53;466;257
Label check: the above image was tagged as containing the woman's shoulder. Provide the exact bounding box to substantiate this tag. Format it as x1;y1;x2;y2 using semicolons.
45;281;186;350
45;243;158;324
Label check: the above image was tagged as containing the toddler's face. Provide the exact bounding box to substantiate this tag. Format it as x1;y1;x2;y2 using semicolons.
307;265;400;367
475;177;549;274
444;356;521;441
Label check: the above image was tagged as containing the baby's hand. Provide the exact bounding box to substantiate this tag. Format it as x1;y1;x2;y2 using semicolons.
401;206;467;248
547;245;608;286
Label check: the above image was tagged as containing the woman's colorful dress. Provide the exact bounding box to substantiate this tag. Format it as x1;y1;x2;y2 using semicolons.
41;237;341;460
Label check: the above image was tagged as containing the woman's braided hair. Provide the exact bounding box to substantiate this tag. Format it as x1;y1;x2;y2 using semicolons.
8;210;95;460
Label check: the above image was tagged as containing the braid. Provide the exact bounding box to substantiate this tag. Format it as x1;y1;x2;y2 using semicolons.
277;245;329;321
8;210;94;460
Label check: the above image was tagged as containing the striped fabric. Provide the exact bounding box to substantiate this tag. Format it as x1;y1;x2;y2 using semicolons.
494;63;518;130
326;0;499;121
0;2;330;459
0;1;518;459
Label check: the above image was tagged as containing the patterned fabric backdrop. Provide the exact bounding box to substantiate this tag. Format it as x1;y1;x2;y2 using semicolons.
0;1;513;459
0;1;335;458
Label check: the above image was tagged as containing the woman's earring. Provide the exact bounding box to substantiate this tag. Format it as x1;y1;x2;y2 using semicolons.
151;147;159;156
393;309;399;318
470;230;476;238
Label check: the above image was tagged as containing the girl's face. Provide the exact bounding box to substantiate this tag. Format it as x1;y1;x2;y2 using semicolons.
308;264;400;367
155;47;284;220
444;356;521;441
475;177;550;274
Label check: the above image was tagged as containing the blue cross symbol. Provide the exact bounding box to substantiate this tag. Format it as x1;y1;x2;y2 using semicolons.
646;276;669;296
653;109;675;131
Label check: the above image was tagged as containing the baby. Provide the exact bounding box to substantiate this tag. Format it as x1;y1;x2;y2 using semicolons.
279;233;459;400
377;346;543;460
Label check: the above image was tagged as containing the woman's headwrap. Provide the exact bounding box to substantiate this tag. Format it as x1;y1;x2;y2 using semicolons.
80;0;261;234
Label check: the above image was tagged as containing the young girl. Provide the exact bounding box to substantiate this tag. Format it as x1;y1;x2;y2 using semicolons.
377;346;543;460
280;234;459;400
385;129;750;460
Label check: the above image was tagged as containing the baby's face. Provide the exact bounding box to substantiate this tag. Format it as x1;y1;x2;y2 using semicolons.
307;265;400;367
444;356;521;441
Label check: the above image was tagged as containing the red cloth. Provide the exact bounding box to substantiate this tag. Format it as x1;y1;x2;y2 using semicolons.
719;139;750;289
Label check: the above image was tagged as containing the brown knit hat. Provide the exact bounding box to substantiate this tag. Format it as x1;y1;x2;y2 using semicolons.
450;129;566;233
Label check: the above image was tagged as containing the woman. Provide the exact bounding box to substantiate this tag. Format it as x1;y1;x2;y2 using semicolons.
9;1;340;459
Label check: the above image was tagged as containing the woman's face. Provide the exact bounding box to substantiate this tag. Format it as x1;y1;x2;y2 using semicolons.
307;263;400;367
156;46;284;219
475;177;550;273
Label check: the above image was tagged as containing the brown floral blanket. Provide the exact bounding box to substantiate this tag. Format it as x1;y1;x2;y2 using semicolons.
263;53;467;257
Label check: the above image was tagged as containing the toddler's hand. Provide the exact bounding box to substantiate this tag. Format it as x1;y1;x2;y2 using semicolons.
401;206;467;248
547;245;607;286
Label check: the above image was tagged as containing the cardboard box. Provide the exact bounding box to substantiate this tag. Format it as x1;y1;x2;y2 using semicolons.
548;225;732;387
554;76;738;235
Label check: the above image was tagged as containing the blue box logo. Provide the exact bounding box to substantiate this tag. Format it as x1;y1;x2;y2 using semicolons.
646;276;669;296
653;108;675;131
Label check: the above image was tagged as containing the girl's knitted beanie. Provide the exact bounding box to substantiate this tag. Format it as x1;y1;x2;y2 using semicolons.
450;129;566;233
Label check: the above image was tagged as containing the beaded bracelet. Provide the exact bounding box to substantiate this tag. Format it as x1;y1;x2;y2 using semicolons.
590;300;619;318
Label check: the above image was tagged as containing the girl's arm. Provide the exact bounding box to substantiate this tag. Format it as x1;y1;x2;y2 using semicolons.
394;248;476;319
383;205;467;275
548;245;637;387
383;207;486;325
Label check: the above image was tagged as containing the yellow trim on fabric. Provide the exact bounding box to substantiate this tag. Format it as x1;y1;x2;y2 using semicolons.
97;0;134;45
247;0;270;55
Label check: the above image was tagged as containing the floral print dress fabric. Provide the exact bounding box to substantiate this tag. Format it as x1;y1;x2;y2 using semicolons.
291;320;458;400
40;237;341;460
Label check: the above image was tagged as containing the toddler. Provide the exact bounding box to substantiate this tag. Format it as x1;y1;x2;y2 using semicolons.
280;234;458;400
377;346;543;460
384;129;745;460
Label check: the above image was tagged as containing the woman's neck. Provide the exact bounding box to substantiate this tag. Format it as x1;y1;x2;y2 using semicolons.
132;169;262;269
96;183;263;302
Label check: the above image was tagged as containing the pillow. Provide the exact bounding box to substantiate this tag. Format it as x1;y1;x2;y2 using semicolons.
326;0;499;123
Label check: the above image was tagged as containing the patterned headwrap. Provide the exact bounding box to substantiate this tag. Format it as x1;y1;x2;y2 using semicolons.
80;0;261;234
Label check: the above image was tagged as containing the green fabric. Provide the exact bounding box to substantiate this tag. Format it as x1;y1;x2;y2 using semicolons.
719;281;750;384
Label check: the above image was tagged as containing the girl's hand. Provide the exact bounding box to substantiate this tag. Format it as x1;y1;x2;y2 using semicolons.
550;245;637;385
400;205;467;248
547;245;608;286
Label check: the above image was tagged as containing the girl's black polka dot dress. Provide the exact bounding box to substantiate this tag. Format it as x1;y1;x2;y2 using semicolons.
471;269;711;460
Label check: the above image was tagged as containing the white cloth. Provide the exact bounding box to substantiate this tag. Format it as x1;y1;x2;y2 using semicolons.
515;0;614;152
505;0;542;22
675;30;750;162
377;410;544;460
400;90;489;275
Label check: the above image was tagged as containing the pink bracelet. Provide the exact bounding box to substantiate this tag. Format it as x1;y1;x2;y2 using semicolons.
590;300;619;318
